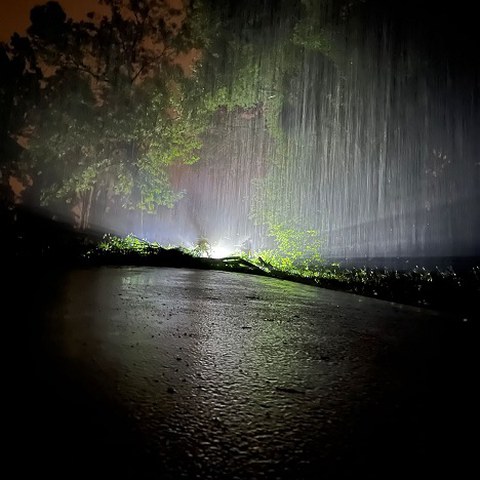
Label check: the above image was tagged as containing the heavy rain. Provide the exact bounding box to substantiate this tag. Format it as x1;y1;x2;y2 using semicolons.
1;1;479;479
2;0;478;265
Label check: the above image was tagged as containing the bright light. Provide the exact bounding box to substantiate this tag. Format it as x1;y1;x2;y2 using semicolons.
210;243;235;259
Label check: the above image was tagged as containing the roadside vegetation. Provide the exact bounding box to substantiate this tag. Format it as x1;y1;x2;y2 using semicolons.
85;233;479;318
2;205;477;318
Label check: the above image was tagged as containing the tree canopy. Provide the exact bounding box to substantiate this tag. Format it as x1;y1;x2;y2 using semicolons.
2;0;214;228
1;0;349;234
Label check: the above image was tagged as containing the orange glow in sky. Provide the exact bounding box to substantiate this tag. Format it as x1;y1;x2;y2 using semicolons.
0;0;105;42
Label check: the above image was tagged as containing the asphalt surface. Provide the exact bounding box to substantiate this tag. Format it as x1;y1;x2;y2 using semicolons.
6;267;478;479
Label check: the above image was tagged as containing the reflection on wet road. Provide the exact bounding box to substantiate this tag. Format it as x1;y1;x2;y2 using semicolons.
7;267;477;479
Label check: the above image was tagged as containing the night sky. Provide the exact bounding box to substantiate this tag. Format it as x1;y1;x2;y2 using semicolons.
0;0;103;41
3;0;478;75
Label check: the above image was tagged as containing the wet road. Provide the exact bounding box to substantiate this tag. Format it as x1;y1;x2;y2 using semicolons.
6;267;478;479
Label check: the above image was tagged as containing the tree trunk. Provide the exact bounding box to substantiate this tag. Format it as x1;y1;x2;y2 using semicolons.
80;187;94;230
